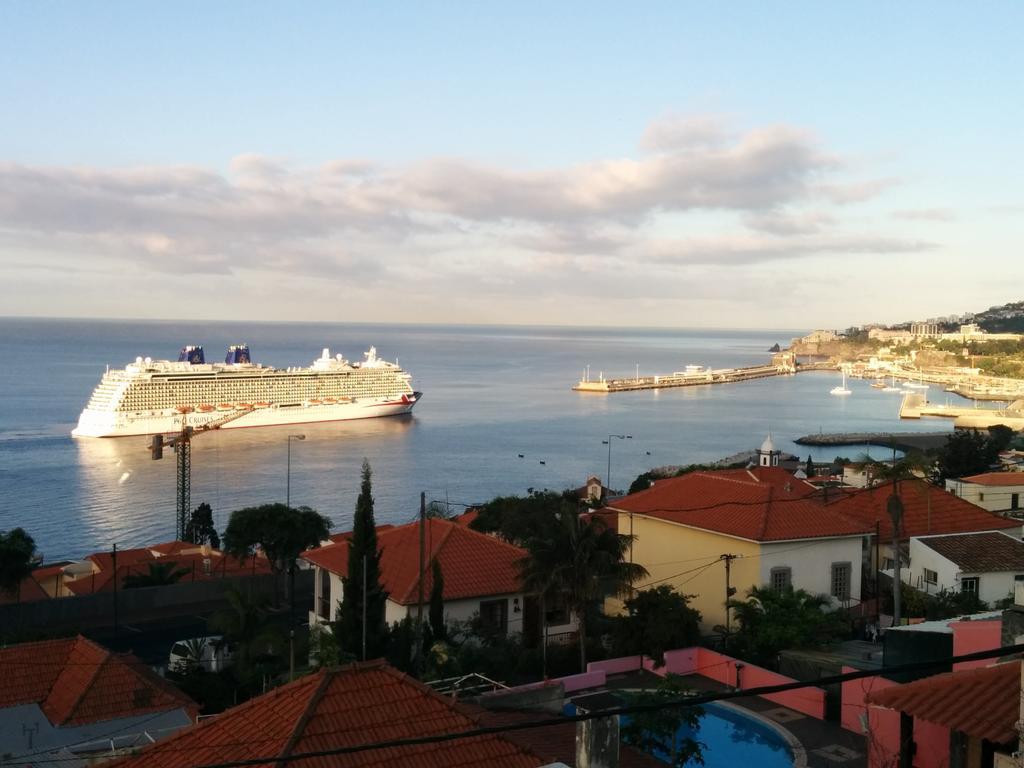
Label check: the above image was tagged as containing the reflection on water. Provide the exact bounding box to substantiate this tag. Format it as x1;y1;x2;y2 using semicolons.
73;416;418;548
1;319;956;560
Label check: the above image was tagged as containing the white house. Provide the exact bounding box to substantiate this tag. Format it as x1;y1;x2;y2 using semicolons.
946;472;1024;515
301;517;575;639
907;531;1024;606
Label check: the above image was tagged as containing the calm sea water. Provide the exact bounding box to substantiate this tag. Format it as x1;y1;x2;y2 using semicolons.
0;318;954;561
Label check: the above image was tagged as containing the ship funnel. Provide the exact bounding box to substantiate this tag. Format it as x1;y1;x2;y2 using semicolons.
178;345;205;365
322;347;330;359
225;345;251;365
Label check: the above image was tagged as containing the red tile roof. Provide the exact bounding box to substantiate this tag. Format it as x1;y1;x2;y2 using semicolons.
0;574;50;605
916;531;1024;572
832;479;1020;539
65;549;273;595
303;519;526;604
960;472;1024;487
109;661;545;768
0;636;196;725
867;660;1020;743
609;467;872;542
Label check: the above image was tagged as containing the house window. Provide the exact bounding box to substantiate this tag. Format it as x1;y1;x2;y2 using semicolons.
979;493;985;502
317;568;331;620
923;568;938;585
479;599;509;637
881;557;894;572
1012;493;1020;511
831;562;852;601
545;593;570;626
961;577;980;594
769;567;792;591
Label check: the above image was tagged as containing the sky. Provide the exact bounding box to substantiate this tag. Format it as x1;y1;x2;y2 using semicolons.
1;2;1022;329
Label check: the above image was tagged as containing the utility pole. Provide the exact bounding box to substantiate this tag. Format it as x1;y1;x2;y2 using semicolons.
366;557;370;663
721;554;738;635
416;492;426;671
888;443;904;628
112;543;119;636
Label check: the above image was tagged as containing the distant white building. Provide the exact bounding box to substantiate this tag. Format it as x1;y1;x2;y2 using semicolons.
908;531;1024;605
946;473;1024;514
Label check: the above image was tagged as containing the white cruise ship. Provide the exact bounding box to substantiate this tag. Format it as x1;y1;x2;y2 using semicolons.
72;344;421;438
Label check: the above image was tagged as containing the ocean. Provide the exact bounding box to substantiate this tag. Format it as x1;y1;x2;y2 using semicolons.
0;318;955;561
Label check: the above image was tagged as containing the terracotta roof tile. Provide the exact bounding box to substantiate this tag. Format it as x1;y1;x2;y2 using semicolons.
867;660;1020;743
303;519;526;604
0;636;196;726
833;479;1021;539
109;661;544;768
610;467;871;542
961;472;1024;487
917;531;1024;573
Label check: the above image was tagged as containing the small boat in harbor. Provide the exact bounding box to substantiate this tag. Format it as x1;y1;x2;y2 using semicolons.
830;369;852;396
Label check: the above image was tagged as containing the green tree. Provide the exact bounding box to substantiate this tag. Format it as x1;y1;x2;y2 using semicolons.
805;455;815;479
185;502;221;549
621;674;705;767
628;471;657;495
0;528;36;598
208;586;284;691
519;512;648;671
611;586;702;666
222;502;331;612
336;460;389;660
123;561;190;589
429;557;446;642
725;586;847;668
935;428;1003;480
469;490;567;546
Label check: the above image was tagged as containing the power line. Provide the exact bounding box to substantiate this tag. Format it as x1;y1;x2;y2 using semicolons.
187;641;1024;768
6;642;1022;767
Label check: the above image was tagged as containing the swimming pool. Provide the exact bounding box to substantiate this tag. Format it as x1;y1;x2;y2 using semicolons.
567;700;795;767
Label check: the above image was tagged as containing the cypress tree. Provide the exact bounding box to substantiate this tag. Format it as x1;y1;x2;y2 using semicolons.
805;455;815;479
336;459;388;659
428;557;446;642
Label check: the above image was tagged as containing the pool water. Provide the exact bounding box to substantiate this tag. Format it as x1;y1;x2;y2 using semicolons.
566;700;794;767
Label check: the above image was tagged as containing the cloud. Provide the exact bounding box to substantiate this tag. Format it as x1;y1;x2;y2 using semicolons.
0;115;934;319
891;207;956;221
639;114;733;152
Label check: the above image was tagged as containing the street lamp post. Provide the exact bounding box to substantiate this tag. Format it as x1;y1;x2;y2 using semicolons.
602;434;632;497
286;434;306;507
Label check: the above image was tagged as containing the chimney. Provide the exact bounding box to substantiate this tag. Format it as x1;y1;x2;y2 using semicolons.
575;710;619;768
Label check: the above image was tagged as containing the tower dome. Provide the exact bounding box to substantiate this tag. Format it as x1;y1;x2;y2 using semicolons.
758;432;780;467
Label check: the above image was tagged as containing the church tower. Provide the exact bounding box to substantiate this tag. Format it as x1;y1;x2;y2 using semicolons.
758;433;781;467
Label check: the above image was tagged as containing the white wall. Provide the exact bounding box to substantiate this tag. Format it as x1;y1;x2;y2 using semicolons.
907;538;961;594
757;537;864;606
307;564;553;638
946;480;1024;514
908;537;1024;606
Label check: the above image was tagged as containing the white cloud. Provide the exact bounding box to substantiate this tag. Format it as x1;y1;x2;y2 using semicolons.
0;115;940;323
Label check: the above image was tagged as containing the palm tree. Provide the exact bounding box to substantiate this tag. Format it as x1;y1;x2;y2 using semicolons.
208;587;283;688
123;561;191;589
726;586;844;668
519;512;648;671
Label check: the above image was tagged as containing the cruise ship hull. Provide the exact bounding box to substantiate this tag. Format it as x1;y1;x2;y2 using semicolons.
72;395;420;438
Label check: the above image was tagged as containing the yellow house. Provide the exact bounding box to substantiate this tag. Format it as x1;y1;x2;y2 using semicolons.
608;465;872;631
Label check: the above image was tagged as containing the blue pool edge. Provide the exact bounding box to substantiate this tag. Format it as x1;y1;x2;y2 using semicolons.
712;700;808;768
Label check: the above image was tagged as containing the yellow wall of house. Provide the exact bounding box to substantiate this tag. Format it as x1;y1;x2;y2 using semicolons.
618;512;761;630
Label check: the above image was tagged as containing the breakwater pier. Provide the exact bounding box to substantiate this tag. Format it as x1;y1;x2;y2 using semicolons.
572;358;834;393
794;431;952;453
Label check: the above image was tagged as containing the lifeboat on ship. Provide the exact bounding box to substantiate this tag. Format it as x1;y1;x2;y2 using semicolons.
197;404;215;412
322;397;337;404
253;401;270;409
308;398;322;406
236;402;254;410
175;405;194;414
216;403;234;411
337;396;352;403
